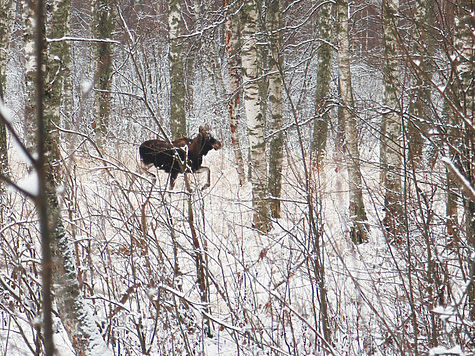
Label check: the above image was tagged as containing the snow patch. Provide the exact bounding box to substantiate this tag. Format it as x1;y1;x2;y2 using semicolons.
11;170;39;196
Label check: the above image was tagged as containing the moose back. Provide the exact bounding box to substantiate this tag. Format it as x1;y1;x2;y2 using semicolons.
139;126;222;189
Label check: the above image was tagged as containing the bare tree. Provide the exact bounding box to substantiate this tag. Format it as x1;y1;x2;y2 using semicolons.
452;0;475;321
241;0;270;232
381;0;403;243
312;0;334;166
267;0;283;218
0;0;13;189
225;0;246;185
407;0;435;166
336;0;368;243
21;0;37;151
93;0;115;147
169;0;186;138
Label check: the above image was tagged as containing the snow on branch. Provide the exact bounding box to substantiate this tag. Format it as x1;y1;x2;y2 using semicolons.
442;157;475;202
47;36;120;44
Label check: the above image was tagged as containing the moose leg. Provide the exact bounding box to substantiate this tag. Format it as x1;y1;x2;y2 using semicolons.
169;171;179;190
196;166;211;190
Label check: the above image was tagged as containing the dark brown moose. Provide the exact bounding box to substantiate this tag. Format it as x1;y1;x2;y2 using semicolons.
139;125;222;189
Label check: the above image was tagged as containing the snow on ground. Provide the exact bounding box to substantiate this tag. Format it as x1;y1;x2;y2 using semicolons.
0;140;471;355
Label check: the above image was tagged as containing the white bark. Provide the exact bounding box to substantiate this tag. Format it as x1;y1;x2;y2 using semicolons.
336;0;368;243
41;1;112;353
241;0;270;232
381;0;403;242
225;0;246;185
312;0;333;163
168;0;186;138
21;0;37;152
0;0;13;185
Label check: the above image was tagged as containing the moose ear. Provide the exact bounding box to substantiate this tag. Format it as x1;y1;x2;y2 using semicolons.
199;125;210;133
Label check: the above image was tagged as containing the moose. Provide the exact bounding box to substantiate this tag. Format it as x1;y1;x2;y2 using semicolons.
139;125;222;189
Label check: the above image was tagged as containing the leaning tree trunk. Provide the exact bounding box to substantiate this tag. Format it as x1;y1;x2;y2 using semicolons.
312;0;334;166
381;0;403;243
267;0;284;219
241;0;270;232
169;0;187;139
0;0;13;188
225;0;246;185
336;0;368;244
93;0;115;148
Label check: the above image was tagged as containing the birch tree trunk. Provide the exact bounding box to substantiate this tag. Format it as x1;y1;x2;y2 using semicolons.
22;0;37;152
93;0;114;148
0;0;13;188
312;0;333;166
225;0;246;185
381;0;403;243
336;0;368;244
169;0;186;138
267;0;283;218
241;0;270;232
35;2;114;354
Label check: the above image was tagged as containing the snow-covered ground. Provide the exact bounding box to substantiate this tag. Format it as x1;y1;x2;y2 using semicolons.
1;138;471;355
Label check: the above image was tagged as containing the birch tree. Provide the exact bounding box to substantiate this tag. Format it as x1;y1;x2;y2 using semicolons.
30;1;114;353
93;0;115;148
0;0;13;188
336;0;368;244
225;0;246;185
169;0;186;138
241;0;270;232
381;0;403;242
22;0;37;151
312;0;334;165
267;0;283;218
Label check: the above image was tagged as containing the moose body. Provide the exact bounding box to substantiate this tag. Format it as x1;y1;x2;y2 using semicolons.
139;126;222;189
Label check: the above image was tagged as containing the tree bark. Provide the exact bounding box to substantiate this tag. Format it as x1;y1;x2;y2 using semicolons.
312;0;333;166
36;1;114;353
381;0;403;243
453;0;475;321
93;0;115;148
336;0;368;244
407;0;435;166
241;0;270;232
225;0;246;185
267;0;283;219
169;0;187;138
22;0;37;152
0;0;13;188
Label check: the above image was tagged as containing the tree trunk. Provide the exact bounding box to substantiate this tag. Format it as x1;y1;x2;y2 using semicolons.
381;0;403;243
241;0;270;232
0;0;13;188
22;0;37;152
407;0;435;166
267;0;283;219
93;0;115;148
312;0;333;166
169;0;186;138
36;2;114;353
453;0;475;321
336;0;368;244
225;0;246;185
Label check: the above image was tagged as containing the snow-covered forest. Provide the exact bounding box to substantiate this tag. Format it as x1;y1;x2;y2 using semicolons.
0;0;473;355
